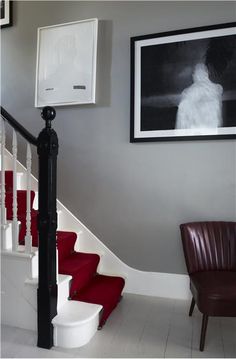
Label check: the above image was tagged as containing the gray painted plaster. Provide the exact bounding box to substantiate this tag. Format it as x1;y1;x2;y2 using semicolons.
2;1;236;274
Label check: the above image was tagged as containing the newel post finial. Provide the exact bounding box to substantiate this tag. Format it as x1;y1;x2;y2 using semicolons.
41;106;56;128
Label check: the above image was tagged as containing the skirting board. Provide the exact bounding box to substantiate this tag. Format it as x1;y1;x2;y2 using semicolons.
124;270;191;299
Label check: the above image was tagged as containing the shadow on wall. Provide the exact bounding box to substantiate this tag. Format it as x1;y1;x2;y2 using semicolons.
96;20;113;107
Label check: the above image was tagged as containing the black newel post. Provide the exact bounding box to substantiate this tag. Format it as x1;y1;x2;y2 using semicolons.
37;106;58;349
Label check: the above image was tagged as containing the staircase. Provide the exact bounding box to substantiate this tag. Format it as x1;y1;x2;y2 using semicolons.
2;167;125;349
1;107;125;349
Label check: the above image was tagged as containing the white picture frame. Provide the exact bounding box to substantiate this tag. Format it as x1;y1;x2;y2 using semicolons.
35;18;98;108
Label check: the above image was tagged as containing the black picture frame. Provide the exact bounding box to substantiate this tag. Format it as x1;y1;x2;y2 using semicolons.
0;0;12;28
130;22;236;142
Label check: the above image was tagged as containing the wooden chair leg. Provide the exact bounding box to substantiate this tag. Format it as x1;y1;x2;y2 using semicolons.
200;314;208;351
189;297;195;316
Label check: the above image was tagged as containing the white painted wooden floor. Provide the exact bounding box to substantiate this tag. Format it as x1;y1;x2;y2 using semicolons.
1;293;236;358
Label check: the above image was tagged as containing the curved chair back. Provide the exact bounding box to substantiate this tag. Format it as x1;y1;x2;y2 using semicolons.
180;221;236;274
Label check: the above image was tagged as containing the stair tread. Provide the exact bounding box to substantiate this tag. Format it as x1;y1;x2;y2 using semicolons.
25;273;72;286
52;300;102;326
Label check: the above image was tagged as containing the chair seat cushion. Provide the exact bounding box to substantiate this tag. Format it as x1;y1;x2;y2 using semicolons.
190;271;236;316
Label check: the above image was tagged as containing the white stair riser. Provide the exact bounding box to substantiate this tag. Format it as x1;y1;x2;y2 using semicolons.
16;173;26;189
56;210;80;233
0;155;12;169
33;191;38;209
31;251;38;279
57;276;72;310
53;316;100;348
25;191;63;227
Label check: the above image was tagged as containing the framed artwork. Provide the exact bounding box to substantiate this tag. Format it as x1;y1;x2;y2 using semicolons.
130;22;236;142
0;0;12;28
35;18;98;108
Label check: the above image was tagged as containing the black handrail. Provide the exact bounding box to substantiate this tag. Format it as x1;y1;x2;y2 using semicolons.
0;106;37;146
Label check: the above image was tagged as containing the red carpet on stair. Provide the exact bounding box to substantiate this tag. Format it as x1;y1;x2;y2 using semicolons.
5;170;13;192
74;274;125;326
57;231;100;296
57;231;77;262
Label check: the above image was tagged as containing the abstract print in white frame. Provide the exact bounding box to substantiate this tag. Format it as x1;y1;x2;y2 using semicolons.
35;18;98;107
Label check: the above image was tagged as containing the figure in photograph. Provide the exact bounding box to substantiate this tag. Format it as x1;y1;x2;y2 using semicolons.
176;63;223;129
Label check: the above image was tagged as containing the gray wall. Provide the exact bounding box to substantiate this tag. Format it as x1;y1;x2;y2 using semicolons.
2;1;236;274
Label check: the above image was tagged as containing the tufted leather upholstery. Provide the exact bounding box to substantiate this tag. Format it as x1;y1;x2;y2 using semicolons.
180;221;236;350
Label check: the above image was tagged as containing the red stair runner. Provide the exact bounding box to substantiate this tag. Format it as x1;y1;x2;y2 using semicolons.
73;274;125;327
57;231;100;296
4;170;125;326
5;170;13;192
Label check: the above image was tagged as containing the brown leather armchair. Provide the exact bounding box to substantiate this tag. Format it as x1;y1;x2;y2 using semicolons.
180;221;236;351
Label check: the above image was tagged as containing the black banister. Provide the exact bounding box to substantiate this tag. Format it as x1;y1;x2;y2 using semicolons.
37;106;58;349
0;106;38;146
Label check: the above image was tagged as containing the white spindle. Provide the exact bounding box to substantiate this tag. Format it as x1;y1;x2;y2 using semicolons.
25;143;32;253
0;118;7;248
12;129;18;251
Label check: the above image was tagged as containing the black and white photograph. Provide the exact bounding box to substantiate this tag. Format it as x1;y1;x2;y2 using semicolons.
130;22;236;142
0;0;12;28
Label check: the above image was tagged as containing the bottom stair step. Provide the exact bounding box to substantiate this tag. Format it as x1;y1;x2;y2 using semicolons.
52;301;103;348
73;274;125;327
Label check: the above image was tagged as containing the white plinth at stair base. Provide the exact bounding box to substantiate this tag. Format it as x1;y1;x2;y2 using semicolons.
52;300;103;348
